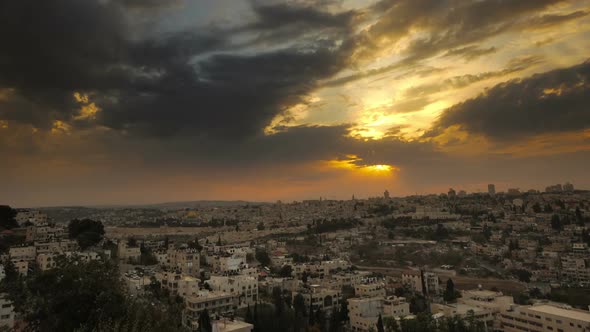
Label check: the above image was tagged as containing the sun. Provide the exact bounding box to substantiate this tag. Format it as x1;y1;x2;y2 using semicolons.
325;156;398;175
365;164;392;172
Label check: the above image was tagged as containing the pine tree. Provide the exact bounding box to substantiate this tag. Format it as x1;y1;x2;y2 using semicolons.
198;309;212;332
376;314;385;332
245;305;253;324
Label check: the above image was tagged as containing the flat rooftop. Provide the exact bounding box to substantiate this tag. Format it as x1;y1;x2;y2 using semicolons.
213;320;253;332
528;305;590;322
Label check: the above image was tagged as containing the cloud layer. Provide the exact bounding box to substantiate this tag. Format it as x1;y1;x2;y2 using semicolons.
1;0;590;206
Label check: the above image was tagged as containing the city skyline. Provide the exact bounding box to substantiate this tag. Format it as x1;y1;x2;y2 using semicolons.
1;0;590;207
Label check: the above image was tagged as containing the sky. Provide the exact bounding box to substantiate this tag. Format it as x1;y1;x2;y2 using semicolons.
1;0;590;207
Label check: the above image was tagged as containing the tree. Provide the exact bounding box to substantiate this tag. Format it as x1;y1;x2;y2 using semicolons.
198;309;212;332
216;235;222;246
482;225;492;241
314;307;326;332
551;214;562;231
339;298;349;323
377;314;385;332
279;265;293;277
245;305;254;324
139;244;159;265
575;207;584;225
13;257;127;332
383;317;400;332
68;219;105;250
257;222;265;231
255;249;271;266
0;205;18;230
272;287;284;316
512;269;532;283
444;278;457;302
293;293;306;317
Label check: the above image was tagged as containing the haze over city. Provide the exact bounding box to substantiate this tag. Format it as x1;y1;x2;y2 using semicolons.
1;0;590;207
3;2;590;332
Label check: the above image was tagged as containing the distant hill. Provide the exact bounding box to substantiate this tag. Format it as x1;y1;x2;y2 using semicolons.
33;200;269;210
98;200;269;209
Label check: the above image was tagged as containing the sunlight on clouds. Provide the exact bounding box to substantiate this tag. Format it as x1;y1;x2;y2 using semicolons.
73;92;100;120
51;120;71;134
326;154;399;176
264;95;320;134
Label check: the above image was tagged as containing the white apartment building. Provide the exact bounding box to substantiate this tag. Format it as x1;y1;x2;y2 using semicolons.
206;275;258;308
293;260;351;278
9;245;36;261
210;254;246;274
401;269;440;296
348;296;410;332
26;223;66;242
498;302;590;332
15;210;47;226
168;248;201;277
183;291;237;330
156;271;200;298
432;301;495;328
37;251;101;271
299;285;342;314
355;282;386;298
35;240;78;255
383;296;410;318
12;260;28;276
117;241;141;262
0;293;15;330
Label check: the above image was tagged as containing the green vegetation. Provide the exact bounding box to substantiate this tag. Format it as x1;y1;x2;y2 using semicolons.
255;248;271;266
68;218;105;249
443;278;461;302
550;288;590;309
0;256;187;332
0;205;18;230
310;218;358;234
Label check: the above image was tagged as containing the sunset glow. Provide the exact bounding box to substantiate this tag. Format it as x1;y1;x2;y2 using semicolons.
0;0;589;206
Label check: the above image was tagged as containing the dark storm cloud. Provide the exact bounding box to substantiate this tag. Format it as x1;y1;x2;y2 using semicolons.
429;60;590;140
99;46;351;138
0;0;353;139
117;0;184;9
249;1;356;30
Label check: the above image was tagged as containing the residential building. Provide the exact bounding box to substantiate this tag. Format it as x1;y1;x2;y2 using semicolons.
498;302;590;332
206;275;258;308
117;241;141;262
0;293;14;330
156;271;200;298
401;270;439;296
355;282;386;298
168;248;201;277
212;319;254;332
183;291;236;330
